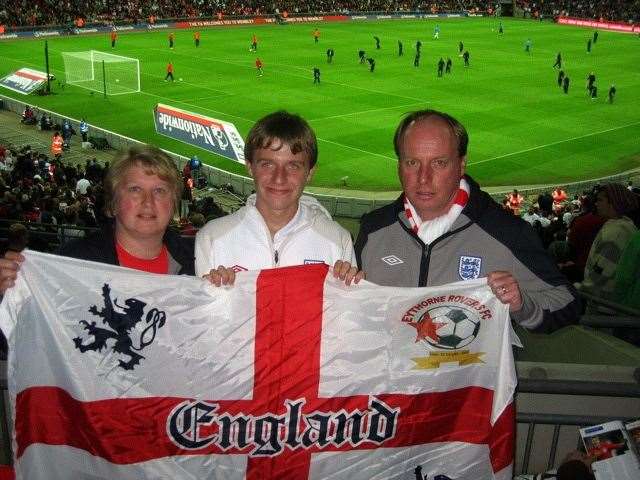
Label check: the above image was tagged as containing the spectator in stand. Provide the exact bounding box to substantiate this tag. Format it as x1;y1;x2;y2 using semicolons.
548;227;572;268
21;106;36;126
38;197;59;231
0;148;13;172
181;173;194;219
523;205;551;228
608;230;640;345
75;173;91;195
79;118;89;143
61;119;75;148
21;197;40;223
86;158;103;183
50;131;63;159
506;188;524;215
59;206;85;241
537;191;554;218
7;223;29;253
562;203;578;226
180;212;205;236
579;183;639;308
515;450;596;480
39;113;53;131
571;194;582;208
197;196;225;221
552;186;567;213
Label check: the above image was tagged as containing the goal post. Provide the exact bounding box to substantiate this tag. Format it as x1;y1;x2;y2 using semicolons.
61;50;140;95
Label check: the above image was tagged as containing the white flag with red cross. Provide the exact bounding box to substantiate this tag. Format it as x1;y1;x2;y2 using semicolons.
0;251;516;480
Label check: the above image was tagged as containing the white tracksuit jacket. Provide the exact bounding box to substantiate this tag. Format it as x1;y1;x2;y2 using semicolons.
195;195;355;276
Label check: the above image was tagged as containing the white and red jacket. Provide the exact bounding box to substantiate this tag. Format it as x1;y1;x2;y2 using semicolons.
195;194;355;276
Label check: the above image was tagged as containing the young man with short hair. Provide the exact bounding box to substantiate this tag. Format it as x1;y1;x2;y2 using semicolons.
195;111;359;284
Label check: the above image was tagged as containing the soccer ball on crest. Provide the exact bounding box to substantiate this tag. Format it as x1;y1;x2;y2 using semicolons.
421;307;480;350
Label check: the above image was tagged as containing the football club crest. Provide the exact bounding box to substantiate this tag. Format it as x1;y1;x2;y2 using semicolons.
401;295;490;369
458;255;482;280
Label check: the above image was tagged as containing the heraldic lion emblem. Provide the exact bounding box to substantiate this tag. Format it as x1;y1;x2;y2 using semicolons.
73;283;166;370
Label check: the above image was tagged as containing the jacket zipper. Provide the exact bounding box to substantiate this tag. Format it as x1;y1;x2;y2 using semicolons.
397;211;475;286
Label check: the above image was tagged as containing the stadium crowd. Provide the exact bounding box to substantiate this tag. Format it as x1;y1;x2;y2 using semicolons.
529;0;639;23
0;0;477;28
2;0;637;29
502;182;640;335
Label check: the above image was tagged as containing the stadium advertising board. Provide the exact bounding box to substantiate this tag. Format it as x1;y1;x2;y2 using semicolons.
177;16;338;28
558;17;637;33
153;104;245;164
285;16;329;23
33;30;61;37
73;28;99;34
0;68;49;95
323;15;349;22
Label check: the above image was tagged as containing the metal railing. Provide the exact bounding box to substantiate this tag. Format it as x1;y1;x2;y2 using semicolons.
516;411;637;472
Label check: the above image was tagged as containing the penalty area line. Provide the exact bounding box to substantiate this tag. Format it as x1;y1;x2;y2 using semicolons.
470;121;640;166
308;102;424;122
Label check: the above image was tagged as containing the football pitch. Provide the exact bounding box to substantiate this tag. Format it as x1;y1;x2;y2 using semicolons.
1;17;639;192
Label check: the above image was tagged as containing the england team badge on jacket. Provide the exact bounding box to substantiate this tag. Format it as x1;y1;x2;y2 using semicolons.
459;255;482;280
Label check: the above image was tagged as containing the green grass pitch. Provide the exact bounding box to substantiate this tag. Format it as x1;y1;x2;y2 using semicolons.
1;17;639;191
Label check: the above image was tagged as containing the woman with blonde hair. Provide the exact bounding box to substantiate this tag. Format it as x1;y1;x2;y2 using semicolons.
1;145;194;292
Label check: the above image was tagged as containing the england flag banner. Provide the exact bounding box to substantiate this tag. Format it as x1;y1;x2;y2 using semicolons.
153;103;245;164
0;68;49;95
0;251;517;480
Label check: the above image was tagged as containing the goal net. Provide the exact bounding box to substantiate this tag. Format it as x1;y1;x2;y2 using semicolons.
61;50;140;95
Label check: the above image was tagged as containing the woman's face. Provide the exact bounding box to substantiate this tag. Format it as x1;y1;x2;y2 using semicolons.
113;164;175;242
595;191;616;219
